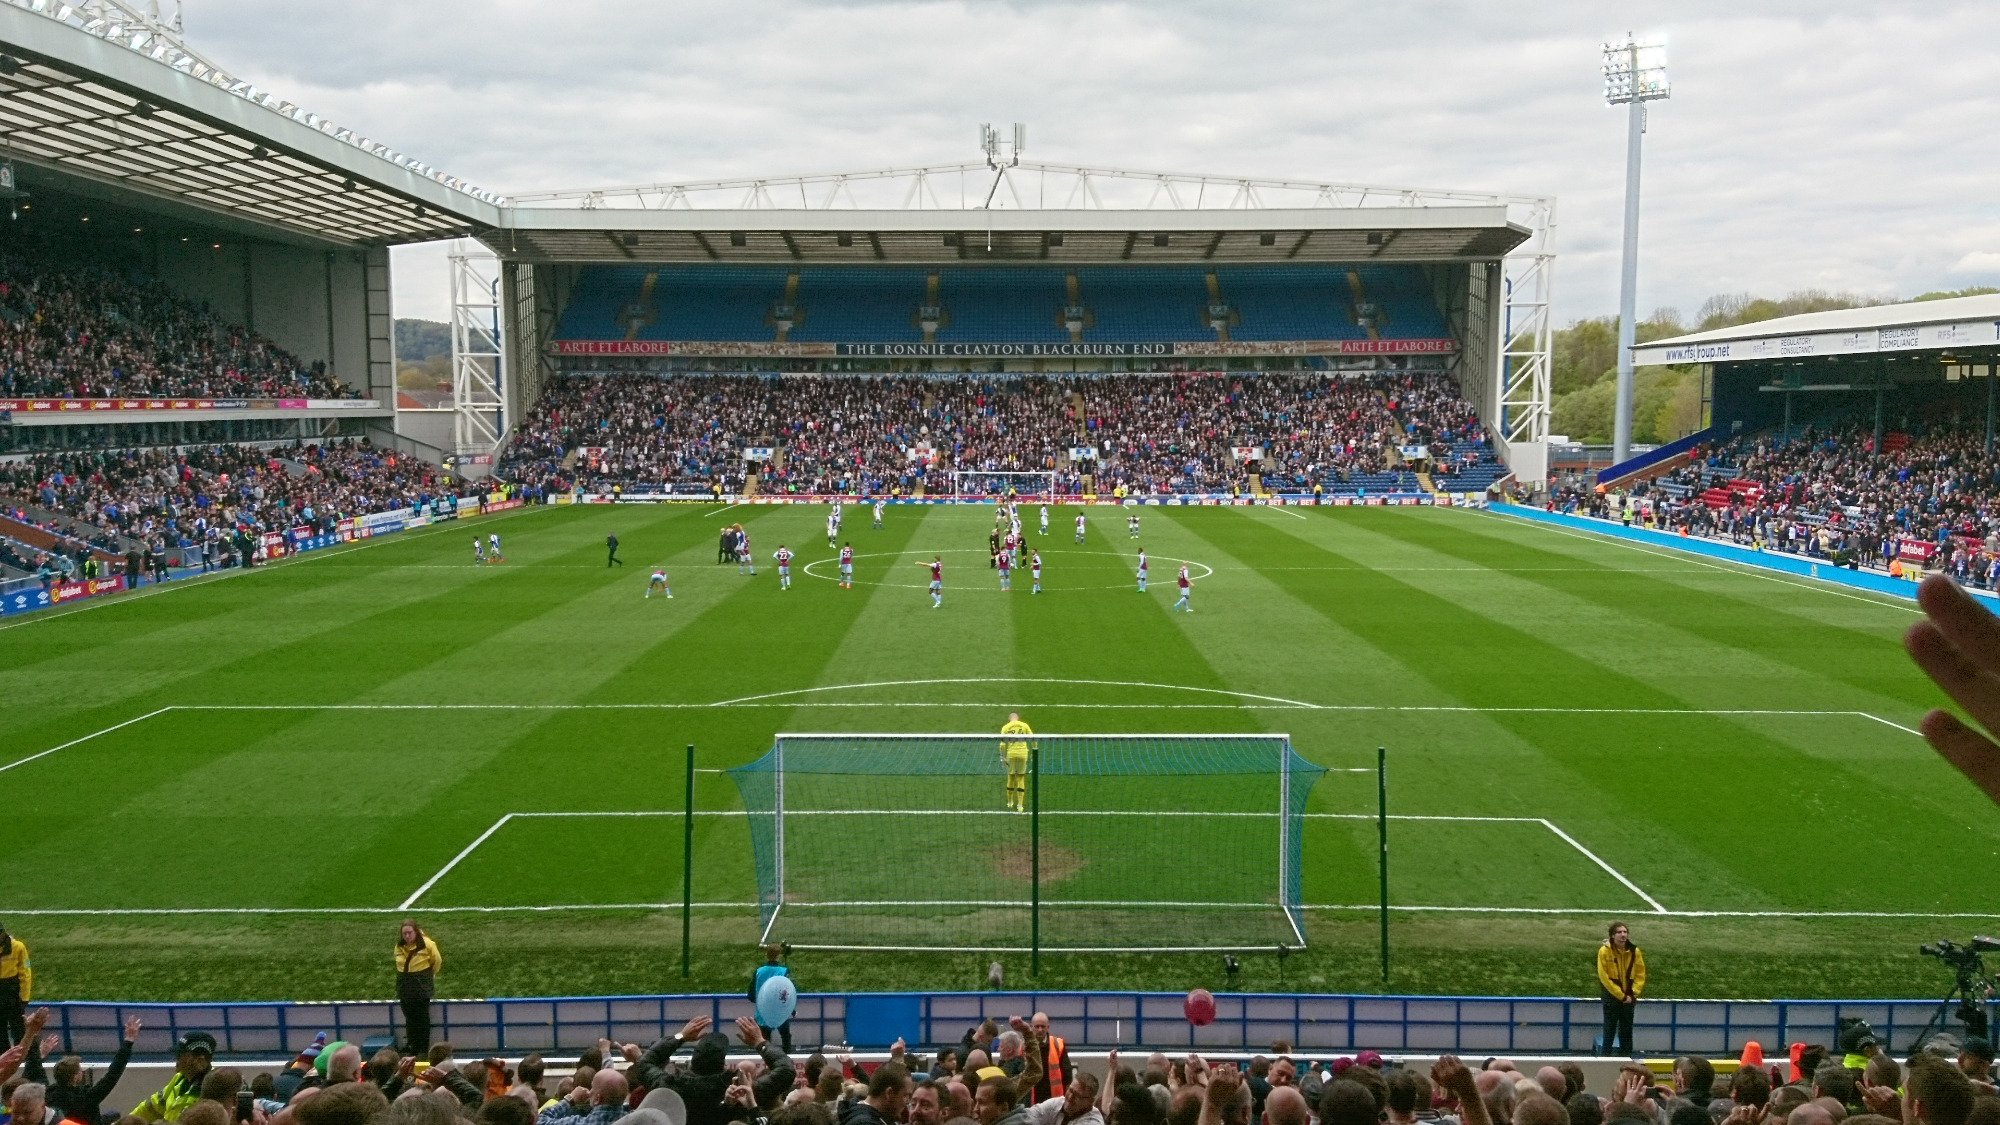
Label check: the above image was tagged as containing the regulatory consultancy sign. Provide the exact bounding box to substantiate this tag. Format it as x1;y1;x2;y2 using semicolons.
551;339;1459;358
1633;318;2000;367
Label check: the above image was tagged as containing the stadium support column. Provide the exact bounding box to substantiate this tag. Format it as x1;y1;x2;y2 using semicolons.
1030;740;1041;978
1603;36;1670;465
1612;94;1645;465
1987;371;1996;456
450;244;507;459
683;744;695;979
1376;746;1389;983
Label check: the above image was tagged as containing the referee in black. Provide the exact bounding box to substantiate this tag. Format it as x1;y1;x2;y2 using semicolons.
606;532;623;567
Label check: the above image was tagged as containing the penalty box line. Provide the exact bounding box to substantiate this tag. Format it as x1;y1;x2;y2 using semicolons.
398;808;1661;914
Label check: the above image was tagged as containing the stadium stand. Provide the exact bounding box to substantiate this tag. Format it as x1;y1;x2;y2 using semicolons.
1553;419;2000;585
0;244;358;401
500;371;1503;498
0;440;447;568
552;265;1450;345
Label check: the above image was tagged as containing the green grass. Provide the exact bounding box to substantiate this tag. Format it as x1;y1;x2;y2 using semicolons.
0;500;1989;1003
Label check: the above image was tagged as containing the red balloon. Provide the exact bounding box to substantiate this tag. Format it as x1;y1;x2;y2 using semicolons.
1185;988;1216;1027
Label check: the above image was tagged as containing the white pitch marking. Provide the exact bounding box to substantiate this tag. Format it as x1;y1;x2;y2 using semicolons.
1263;505;1308;521
1857;711;1924;737
1537;818;1668;914
703;503;742;518
165;701;1878;719
706;676;1318;710
400;814;515;909
12;902;2000;920
0;708;173;774
509;809;1542;822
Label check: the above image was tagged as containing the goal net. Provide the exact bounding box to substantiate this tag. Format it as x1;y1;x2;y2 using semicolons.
949;470;1057;498
726;733;1324;952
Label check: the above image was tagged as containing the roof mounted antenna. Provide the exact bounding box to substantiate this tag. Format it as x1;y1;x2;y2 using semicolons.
978;123;1026;250
979;122;1024;208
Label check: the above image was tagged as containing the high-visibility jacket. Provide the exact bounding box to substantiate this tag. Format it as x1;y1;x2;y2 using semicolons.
1043;1035;1068;1099
132;1071;202;1122
1596;942;1646;1000
396;935;442;975
0;937;32;1002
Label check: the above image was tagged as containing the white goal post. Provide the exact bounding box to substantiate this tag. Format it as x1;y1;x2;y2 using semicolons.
948;470;1058;498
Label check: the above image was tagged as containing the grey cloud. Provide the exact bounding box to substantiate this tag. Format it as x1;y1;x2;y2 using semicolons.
182;0;2000;320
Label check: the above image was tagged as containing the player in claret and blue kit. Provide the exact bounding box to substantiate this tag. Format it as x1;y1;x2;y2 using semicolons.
917;555;943;607
838;543;854;589
773;545;794;590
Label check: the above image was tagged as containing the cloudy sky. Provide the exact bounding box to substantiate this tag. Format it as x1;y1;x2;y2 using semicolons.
176;0;2000;324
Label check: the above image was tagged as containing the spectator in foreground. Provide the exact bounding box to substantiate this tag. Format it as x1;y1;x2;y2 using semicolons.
132;1032;217;1122
1907;575;2000;807
24;1010;141;1124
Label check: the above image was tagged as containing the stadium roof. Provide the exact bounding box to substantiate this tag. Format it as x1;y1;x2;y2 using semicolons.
0;4;1547;267
0;0;501;246
1633;294;2000;367
484;203;1530;265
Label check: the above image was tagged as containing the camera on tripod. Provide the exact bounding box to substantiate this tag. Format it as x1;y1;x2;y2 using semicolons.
1911;936;2000;1053
1920;936;2000;973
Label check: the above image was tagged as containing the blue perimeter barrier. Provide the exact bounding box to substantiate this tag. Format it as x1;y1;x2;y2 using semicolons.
1489;502;2000;606
34;992;1955;1059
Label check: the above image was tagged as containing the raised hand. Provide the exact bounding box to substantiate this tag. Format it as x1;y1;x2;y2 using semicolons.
1907;575;2000;803
124;1015;143;1042
736;1017;765;1047
679;1015;713;1041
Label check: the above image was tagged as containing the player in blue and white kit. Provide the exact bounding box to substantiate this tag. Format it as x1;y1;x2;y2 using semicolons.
838;543;854;589
774;545;794;589
1074;513;1086;544
1030;549;1043;595
1173;564;1192;612
1127;513;1141;538
826;508;840;548
736;526;756;575
1039;505;1050;536
996;547;1012;592
473;536;485;564
488;533;503;562
872;499;885;529
1135;547;1148;592
647;568;672;599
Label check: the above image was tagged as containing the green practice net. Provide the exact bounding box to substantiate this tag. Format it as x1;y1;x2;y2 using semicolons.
727;733;1323;952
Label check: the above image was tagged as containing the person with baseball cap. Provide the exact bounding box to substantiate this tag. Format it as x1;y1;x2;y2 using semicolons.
131;1032;217;1122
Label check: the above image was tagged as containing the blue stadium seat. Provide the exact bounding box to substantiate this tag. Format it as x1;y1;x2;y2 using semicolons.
554;264;1450;344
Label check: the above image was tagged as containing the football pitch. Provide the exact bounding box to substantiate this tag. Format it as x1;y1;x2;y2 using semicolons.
2;501;1992;1004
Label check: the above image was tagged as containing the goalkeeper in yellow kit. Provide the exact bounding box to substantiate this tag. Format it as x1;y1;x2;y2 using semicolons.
1000;711;1035;812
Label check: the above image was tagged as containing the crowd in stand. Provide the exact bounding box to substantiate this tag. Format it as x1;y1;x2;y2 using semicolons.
2;1000;1998;1125
499;372;1497;497
1550;422;2000;586
0;439;447;569
0;248;356;402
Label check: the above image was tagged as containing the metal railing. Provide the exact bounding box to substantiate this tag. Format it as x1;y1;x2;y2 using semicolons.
34;992;1951;1060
